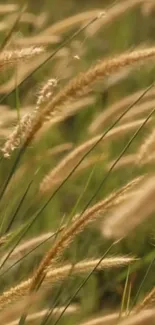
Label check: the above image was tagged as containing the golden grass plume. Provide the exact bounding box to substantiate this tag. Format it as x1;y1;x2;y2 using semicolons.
0;47;44;70
30;176;142;291
102;175;155;239
5;305;78;325
2;46;155;158
137;127;155;163
0;256;135;310
134;287;155;312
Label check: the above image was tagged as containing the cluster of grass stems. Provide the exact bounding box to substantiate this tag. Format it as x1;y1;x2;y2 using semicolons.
0;1;154;325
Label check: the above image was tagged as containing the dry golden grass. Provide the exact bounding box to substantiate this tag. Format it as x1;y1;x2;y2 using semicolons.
137;127;155;163
0;47;44;70
0;52;49;94
134;287;155;312
4;305;78;325
85;0;148;36
89;90;155;134
39;10;104;36
116;309;155;325
0;2;155;325
30;177;142;292
0;256;135;310
102;175;155;239
40;118;149;193
35;96;95;141
3;47;155;158
42;0;146;38
0;4;18;13
5;12;47;30
79;313;120;325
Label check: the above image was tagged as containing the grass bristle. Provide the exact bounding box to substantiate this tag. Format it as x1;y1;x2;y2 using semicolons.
0;2;155;325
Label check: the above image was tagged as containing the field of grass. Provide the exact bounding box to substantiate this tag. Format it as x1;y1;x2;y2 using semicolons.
0;1;154;324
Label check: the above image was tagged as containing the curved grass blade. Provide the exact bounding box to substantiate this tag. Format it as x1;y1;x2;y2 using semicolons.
0;14;106;202
0;84;153;273
0;4;27;50
120;265;130;318
17;82;155;231
0;193;66;275
77;104;155;219
39;262;76;325
18;240;119;325
40;241;120;325
0;14;102;105
33;212;67;291
130;252;155;311
0;146;25;201
0;228;63;278
4;179;33;234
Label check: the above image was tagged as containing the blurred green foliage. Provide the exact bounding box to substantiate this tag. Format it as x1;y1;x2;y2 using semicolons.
0;0;155;321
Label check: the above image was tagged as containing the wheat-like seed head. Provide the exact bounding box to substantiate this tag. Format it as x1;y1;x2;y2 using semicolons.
137;127;155;163
116;309;155;325
2;47;155;158
0;47;44;70
19;47;155;146
36;78;58;112
0;256;135;310
1;114;32;158
134;287;155;312
30;176;143;291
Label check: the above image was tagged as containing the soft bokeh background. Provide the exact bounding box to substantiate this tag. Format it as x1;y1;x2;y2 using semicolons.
0;0;155;323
